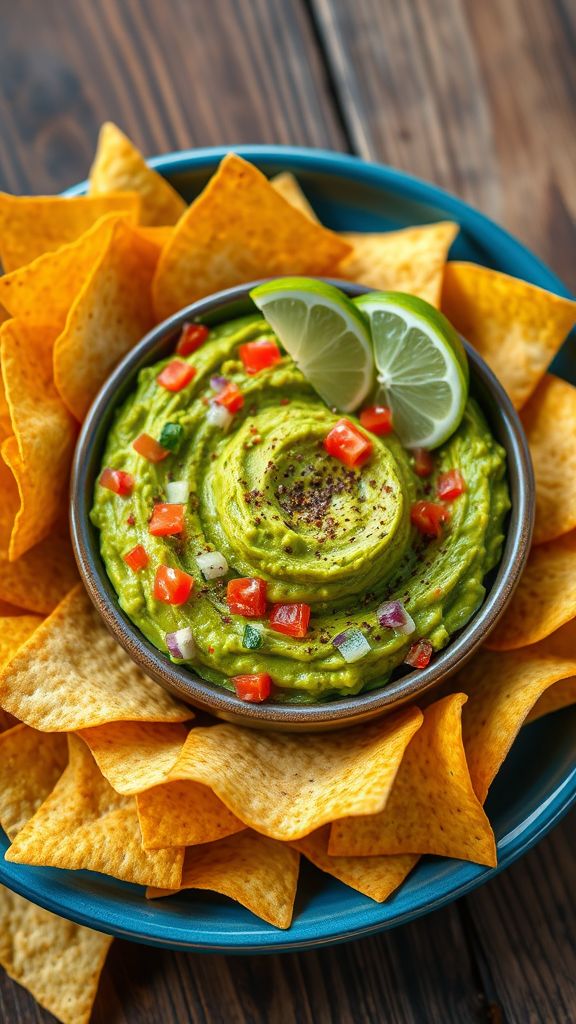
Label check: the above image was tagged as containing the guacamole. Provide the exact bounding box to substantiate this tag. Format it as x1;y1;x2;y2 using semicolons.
92;314;510;702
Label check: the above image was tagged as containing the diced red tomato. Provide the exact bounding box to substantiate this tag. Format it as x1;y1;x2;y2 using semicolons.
123;544;149;572
232;673;272;703
149;503;186;536
412;448;434;478
132;433;170;463
153;565;194;605
404;639;434;669
269;602;311;638
437;469;466;501
239;338;281;375
157;360;196;392
215;381;244;413
226;577;267;617
324;418;373;468
359;405;393;436
176;323;209;356
410;501;450;539
99;467;134;496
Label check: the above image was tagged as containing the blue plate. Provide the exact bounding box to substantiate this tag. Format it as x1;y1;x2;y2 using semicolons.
1;146;574;952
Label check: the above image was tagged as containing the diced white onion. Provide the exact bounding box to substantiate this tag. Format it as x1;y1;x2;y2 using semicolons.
166;627;196;660
166;480;189;504
197;550;229;580
377;600;416;636
206;403;233;431
332;628;372;663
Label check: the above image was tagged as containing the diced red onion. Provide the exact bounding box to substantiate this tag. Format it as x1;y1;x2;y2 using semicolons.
166;626;196;660
197;550;229;580
206;403;233;431
166;480;189;504
210;375;229;392
377;600;416;636
332;628;372;663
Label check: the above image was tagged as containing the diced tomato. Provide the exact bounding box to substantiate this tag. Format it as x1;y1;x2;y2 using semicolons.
324;418;373;468
239;338;281;375
132;433;170;463
176;323;209;356
359;405;393;436
123;544;149;572
149;503;186;536
226;577;267;617
99;467;134;496
404;639;434;669
232;673;272;703
269;602;311;638
153;565;194;605
215;381;244;413
437;469;466;501
412;448;434;478
410;501;450;539
157;360;196;392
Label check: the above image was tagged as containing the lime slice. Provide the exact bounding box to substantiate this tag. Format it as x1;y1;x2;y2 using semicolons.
354;291;469;448
250;278;373;411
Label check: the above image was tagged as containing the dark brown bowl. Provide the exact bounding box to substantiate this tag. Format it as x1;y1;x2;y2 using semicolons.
70;280;535;732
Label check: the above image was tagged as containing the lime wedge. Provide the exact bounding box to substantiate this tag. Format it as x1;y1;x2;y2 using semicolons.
354;291;469;448
250;278;374;411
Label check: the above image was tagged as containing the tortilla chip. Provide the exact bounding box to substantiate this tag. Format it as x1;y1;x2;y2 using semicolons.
293;826;418;902
54;218;158;421
78;720;190;794
271;172;318;221
0;585;191;730
165;707;423;841
329;694;496;866
137;781;245;849
147;831;299;929
0;192;140;272
441;262;576;408
521;374;576;544
89;122;186;226
0;709;18;732
487;530;576;650
340;222;459;307
0;319;77;558
0;884;113;1024
6;736;184;888
0;724;67;839
136;225;173;248
0;615;41;669
152;153;352;320
526;677;576;723
0;529;78;615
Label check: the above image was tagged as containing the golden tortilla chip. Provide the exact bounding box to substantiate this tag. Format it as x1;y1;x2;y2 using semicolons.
526;676;576;723
0;709;18;732
293;826;418;903
137;781;245;849
165;707;423;841
329;694;496;866
152;153;352;320
441;262;576;409
487;530;576;650
0;528;78;615
0;614;41;669
54;218;158;421
271;172;318;221
521;374;576;544
6;736;184;888
0;192;140;272
340;222;459;307
0;585;191;730
89;122;186;226
0;884;113;1024
136;224;173;248
147;831;300;930
78;720;189;794
0;724;67;839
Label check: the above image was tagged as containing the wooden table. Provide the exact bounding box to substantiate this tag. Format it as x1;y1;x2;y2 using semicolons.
0;1;574;1021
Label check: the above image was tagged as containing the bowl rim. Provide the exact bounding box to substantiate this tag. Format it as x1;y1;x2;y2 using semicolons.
70;278;535;728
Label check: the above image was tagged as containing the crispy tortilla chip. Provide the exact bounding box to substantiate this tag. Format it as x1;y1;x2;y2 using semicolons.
271;172;318;221
54;218;158;421
487;530;576;650
89;122;186;226
0;614;41;669
0;884;112;1024
78;720;189;794
136;225;173;248
0;192;140;272
137;781;245;849
441;262;576;408
340;222;459;307
0;585;191;730
521;374;576;544
329;694;496;866
147;831;299;929
0;724;67;839
0;709;18;732
1;319;77;558
165;707;422;841
0;529;78;615
294;826;418;903
6;736;184;888
152;153;352;320
526;677;576;723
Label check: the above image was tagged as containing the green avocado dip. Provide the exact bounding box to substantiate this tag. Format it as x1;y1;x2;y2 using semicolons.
91;313;510;703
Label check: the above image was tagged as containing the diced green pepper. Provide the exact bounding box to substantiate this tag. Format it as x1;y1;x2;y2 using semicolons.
159;422;184;452
242;624;263;650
